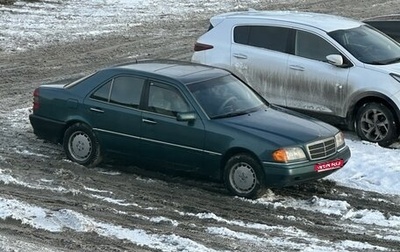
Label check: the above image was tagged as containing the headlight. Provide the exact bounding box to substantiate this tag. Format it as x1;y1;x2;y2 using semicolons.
335;132;345;148
272;147;306;163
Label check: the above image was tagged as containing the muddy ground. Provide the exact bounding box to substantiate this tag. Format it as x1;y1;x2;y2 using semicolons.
1;0;400;251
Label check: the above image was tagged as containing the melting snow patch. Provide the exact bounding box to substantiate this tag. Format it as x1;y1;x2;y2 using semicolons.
0;0;261;52
254;196;350;216
0;196;216;252
84;186;113;194
97;169;121;176
207;226;388;251
330;138;400;196
0;168;76;193
14;148;49;158
338;240;388;251
3;108;31;129
89;194;138;207
178;211;311;238
343;209;400;227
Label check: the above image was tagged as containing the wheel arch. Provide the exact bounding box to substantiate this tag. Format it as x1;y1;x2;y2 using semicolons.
219;147;262;180
59;118;93;144
347;92;400;131
62;120;102;167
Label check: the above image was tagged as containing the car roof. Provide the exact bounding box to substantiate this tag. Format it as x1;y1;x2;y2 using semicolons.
109;60;229;85
212;10;363;33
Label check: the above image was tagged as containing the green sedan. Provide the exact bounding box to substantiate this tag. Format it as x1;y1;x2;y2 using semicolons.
29;60;351;198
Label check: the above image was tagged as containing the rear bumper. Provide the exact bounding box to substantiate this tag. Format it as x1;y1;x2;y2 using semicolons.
262;145;351;188
29;114;66;143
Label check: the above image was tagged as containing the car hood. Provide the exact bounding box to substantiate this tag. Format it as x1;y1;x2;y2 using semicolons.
219;106;338;147
365;61;400;74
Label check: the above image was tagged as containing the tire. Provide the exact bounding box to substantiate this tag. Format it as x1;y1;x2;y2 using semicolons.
223;154;267;199
355;102;399;147
63;123;102;167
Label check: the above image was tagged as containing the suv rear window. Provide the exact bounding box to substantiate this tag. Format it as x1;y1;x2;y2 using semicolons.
234;25;291;53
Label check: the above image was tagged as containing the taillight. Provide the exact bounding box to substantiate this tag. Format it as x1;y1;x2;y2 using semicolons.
33;88;39;111
194;42;214;52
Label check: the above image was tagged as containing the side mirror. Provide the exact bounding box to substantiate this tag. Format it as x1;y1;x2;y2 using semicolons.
326;54;344;66
177;112;196;122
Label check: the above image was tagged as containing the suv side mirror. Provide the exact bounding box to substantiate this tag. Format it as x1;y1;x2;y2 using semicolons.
326;54;344;66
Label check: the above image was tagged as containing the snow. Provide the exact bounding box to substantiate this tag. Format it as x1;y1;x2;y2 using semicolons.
1;0;400;251
0;0;257;52
3;0;398;197
0;197;215;252
330;138;400;195
2;101;400;252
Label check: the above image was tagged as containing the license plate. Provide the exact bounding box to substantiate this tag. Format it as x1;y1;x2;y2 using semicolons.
314;159;344;173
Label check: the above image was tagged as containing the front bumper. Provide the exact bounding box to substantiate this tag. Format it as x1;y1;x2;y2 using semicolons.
262;145;351;188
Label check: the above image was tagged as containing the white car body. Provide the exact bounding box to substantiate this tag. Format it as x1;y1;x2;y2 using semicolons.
192;10;400;146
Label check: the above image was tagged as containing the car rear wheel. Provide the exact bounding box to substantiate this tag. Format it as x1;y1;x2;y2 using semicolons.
63;123;102;167
355;102;399;147
224;154;266;199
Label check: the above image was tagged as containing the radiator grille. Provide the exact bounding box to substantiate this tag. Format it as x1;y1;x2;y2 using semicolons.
306;138;336;160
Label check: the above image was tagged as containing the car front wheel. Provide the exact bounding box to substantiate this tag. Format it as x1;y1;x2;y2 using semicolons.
355;102;399;147
224;154;266;199
63;123;102;167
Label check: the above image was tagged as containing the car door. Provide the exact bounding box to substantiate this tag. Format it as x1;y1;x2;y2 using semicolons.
230;25;291;106
85;75;144;158
140;80;206;171
286;30;350;116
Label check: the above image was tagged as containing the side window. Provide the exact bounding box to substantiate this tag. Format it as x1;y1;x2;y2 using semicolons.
91;80;111;102
147;82;189;116
110;76;144;108
234;25;290;53
295;30;339;61
234;26;250;44
91;76;144;108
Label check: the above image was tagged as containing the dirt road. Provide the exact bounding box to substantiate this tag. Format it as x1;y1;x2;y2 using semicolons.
1;1;400;251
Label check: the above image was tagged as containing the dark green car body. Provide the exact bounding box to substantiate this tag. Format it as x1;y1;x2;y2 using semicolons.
29;60;350;198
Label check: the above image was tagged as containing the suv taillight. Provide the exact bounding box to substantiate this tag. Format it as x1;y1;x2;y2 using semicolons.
194;42;214;52
33;88;39;111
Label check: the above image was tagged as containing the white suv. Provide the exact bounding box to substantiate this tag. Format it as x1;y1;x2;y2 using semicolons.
192;10;400;146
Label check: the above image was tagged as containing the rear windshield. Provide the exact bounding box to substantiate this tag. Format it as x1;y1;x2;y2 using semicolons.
64;72;96;89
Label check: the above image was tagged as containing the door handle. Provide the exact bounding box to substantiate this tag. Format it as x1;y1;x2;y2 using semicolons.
289;65;305;71
142;118;157;124
90;107;104;113
233;53;248;59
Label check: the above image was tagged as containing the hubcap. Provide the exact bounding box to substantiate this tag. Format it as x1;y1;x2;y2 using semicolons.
69;131;92;161
360;108;389;141
230;162;256;194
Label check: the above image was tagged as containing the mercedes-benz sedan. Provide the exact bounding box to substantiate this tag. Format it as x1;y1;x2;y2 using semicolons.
29;60;351;198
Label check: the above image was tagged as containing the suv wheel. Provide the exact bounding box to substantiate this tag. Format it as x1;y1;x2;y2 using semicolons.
355;102;399;147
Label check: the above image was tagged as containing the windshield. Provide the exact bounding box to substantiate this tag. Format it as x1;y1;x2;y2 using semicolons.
329;25;400;65
187;75;265;119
